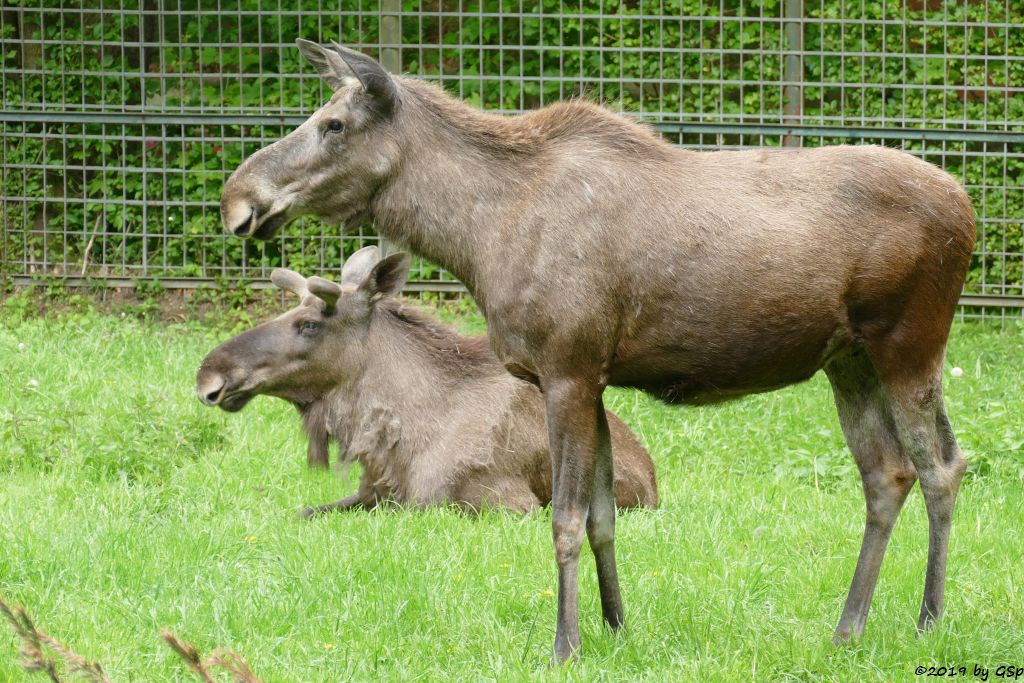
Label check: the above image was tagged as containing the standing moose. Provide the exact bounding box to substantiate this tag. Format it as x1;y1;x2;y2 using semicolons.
220;40;976;661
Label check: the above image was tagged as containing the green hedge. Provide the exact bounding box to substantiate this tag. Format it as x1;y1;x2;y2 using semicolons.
2;1;1021;293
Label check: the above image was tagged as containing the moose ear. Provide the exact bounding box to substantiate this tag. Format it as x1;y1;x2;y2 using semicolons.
329;41;399;116
340;245;382;287
360;252;411;302
306;276;342;312
271;268;308;297
296;38;358;92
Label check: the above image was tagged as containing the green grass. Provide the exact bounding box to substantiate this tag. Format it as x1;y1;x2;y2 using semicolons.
1;302;1022;682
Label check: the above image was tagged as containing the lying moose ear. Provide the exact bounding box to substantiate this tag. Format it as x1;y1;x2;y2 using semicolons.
360;252;411;303
271;268;308;297
306;276;343;312
340;245;381;287
296;38;358;92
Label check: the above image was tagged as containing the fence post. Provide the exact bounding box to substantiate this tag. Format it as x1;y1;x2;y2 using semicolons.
783;0;803;147
380;0;400;77
377;0;401;256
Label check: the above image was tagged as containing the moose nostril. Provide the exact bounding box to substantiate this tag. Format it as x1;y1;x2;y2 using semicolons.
197;376;226;405
222;199;256;237
231;208;255;237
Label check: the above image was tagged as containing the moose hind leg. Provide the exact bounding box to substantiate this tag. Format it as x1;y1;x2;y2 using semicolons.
542;376;607;662
588;401;624;630
826;352;916;645
886;378;966;633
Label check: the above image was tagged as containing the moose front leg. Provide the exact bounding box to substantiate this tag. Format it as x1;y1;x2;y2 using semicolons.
299;492;372;518
306;432;330;469
300;476;378;518
542;375;619;662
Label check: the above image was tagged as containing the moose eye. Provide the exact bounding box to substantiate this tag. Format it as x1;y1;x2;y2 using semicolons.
299;320;321;335
326;119;344;133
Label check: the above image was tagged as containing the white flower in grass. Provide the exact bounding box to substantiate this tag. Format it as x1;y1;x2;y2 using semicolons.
950;367;964;378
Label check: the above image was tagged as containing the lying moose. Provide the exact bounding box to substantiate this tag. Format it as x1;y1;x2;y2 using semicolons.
195;246;658;515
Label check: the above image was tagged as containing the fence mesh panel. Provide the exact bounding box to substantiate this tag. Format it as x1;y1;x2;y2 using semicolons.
2;2;1022;315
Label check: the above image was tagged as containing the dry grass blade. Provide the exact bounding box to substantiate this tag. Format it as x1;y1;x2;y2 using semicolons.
0;595;61;682
1;602;267;683
161;630;264;683
208;648;265;683
161;629;217;683
36;632;111;683
1;594;110;683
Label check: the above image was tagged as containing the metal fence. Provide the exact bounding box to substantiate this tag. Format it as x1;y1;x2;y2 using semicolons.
2;1;1022;313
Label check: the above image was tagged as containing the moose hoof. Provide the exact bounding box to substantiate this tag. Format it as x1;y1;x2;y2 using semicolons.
550;637;581;666
548;650;580;668
831;624;861;647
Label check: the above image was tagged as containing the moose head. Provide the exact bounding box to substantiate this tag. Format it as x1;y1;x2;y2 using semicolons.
220;41;401;240
195;246;411;411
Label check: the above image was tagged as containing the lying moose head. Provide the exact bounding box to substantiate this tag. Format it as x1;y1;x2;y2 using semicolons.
195;246;410;412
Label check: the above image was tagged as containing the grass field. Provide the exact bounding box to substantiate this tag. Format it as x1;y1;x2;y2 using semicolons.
1;298;1022;682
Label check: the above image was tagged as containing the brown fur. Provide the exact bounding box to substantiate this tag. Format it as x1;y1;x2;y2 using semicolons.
220;43;976;659
408;82;674;160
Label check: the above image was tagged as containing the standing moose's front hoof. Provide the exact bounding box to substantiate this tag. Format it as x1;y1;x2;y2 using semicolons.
550;642;581;667
551;616;582;665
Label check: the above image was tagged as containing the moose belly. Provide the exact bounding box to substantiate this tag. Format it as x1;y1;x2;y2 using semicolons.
609;319;852;406
619;370;815;406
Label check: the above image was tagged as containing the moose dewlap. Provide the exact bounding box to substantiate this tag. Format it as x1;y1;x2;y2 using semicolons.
195;247;657;515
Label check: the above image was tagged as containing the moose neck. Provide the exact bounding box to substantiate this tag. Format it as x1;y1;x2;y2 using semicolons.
370;79;544;305
319;301;500;460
